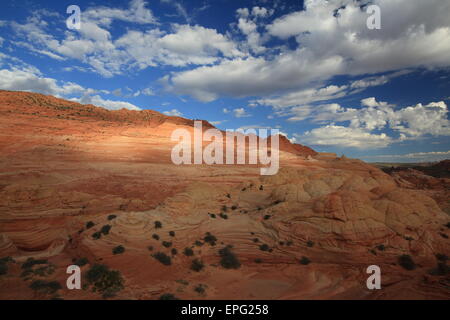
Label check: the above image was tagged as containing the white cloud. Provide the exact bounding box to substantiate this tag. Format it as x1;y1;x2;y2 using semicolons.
290;97;450;148
163;109;183;116
233;107;251;118
75;94;141;111
168;0;450;101
300;125;393;149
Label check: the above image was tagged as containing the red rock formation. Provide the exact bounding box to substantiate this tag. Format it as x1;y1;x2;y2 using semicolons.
0;90;448;300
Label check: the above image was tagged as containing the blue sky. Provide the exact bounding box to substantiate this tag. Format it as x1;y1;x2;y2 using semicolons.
0;0;449;162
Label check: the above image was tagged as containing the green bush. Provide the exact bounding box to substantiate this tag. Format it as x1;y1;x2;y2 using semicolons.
159;293;179;300
108;215;117;221
219;246;241;269
30;280;62;294
100;225;111;235
155;221;163;229
92;232;102;240
203;233;217;246
112;245;125;255
263;215;271;220
183;248;194;257
299;257;311;265
219;213;228;220
169;231;175;237
86;221;95;229
436;254;448;262
153;252;172;266
191;259;204;272
398;255;416;270
152;234;160;240
162;241;172;248
209;213;216;219
21;258;48;270
194;284;206;294
259;244;270;252
194;240;203;247
86;264;124;298
73;258;89;267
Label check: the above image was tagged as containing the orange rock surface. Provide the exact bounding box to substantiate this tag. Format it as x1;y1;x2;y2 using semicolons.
0;90;448;300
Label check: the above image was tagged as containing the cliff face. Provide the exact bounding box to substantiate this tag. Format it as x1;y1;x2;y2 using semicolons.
0;90;448;300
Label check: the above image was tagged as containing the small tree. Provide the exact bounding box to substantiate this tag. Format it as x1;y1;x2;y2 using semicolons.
191;259;204;272
112;245;125;255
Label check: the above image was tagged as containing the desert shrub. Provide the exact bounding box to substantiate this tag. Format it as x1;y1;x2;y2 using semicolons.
100;225;111;235
169;231;175;237
154;221;163;229
209;213;216;219
203;233;217;246
86;264;124;298
86;221;95;229
219;246;241;269
254;258;262;264
376;244;386;251
231;205;238;210
191;259;204;272
148;246;154;252
446;222;450;229
160;293;179;300
162;241;172;248
171;248;178;255
22;258;48;270
286;240;293;246
194;240;203;247
194;284;206;294
0;257;13;276
306;240;314;248
221;205;228;212
226;193;231;198
219;213;228;220
259;244;270;252
440;233;449;239
73;258;89;267
108;215;117;221
112;245;125;255
92;232;102;240
263;215;271;220
152;234;160;240
299;257;311;265
30;280;62;294
0;264;7;276
429;263;450;276
253;238;259;243
33;265;55;276
436;254;448;262
398;255;416;270
153;252;171;266
183;248;194;257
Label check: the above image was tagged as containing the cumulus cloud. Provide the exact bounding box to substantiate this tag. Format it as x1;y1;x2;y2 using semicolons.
8;1;241;77
299;125;393;149
290;98;450;148
233;107;251;118
167;0;450;101
74;94;141;111
163;109;183;116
